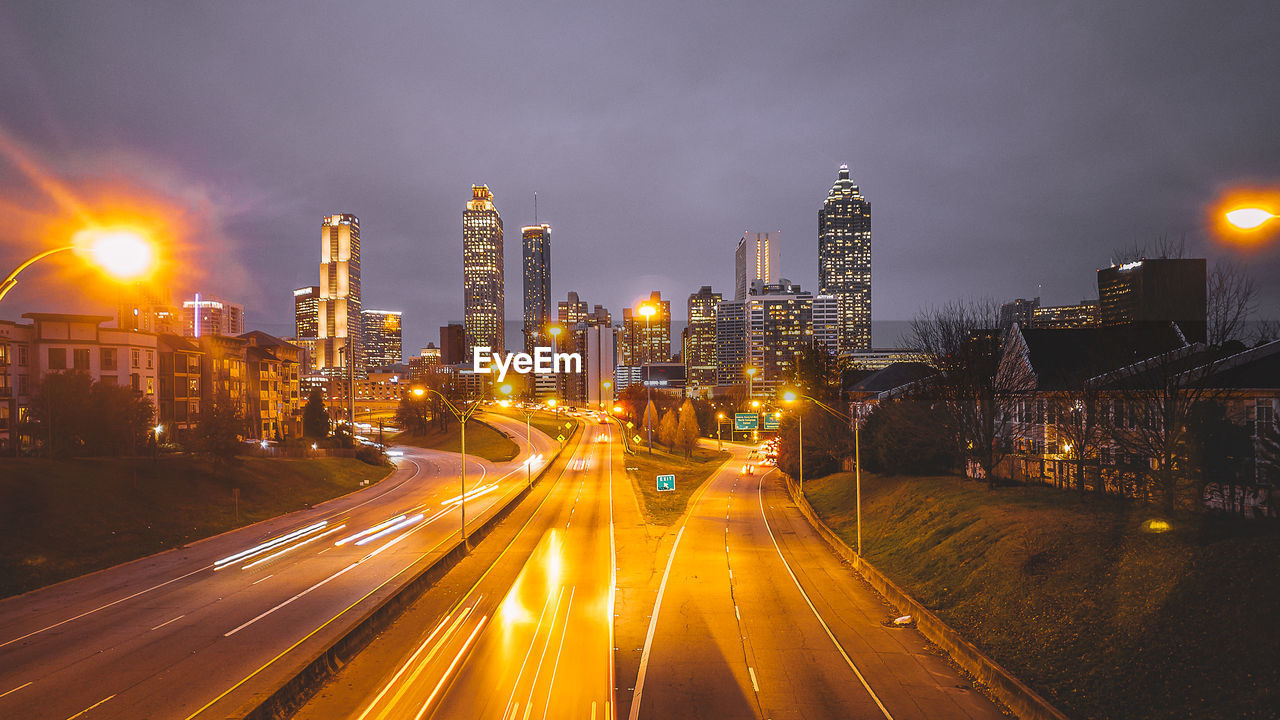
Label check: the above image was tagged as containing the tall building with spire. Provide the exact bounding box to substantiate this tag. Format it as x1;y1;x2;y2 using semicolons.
317;213;362;377
463;186;505;356
735;232;777;302
522;224;551;352
818;164;871;353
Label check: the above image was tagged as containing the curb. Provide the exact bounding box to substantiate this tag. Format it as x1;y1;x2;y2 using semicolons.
236;424;582;720
781;475;1071;720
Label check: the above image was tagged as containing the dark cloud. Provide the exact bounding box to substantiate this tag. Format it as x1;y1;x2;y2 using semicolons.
1;0;1278;350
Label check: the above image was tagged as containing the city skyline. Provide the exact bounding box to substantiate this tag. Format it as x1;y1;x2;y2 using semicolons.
0;2;1277;354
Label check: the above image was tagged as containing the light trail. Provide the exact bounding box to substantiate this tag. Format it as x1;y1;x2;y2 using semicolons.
213;521;328;568
413;616;489;720
354;515;424;547
241;525;345;569
335;515;408;546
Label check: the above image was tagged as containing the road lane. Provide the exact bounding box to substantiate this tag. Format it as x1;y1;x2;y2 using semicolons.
633;443;1008;720
0;413;558;720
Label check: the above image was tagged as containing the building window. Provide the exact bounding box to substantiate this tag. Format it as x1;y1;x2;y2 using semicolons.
0;344;7;365
131;349;141;368
1258;399;1276;435
49;348;67;370
102;347;117;371
17;344;27;366
18;374;28;396
73;349;90;371
147;351;154;370
146;377;155;394
131;373;140;391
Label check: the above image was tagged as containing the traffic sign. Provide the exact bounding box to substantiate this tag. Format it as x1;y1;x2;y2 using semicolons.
762;414;780;431
734;413;759;431
656;474;675;491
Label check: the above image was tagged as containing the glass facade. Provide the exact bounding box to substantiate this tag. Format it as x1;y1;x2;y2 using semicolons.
818;165;872;353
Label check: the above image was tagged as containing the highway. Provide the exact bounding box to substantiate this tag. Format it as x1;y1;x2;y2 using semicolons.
0;413;556;720
629;442;1008;720
296;416;617;720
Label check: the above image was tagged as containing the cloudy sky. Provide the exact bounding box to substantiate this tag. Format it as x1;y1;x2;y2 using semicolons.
1;1;1278;352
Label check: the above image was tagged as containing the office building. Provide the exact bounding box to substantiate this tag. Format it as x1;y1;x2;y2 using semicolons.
735;232;778;302
621;291;671;366
558;291;588;325
362;309;403;369
294;286;320;338
999;298;1041;333
522;224;552;351
586;324;617;408
685;286;722;390
1032;300;1099;329
440;322;465;365
316;213;363;377
716;280;837;393
181;295;245;338
118;284;181;335
818;164;872;352
1097;258;1206;343
463;185;505;356
715;299;748;387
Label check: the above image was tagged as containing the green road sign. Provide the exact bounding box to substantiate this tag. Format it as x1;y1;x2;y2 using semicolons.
656;474;675;491
762;415;780;431
734;413;759;431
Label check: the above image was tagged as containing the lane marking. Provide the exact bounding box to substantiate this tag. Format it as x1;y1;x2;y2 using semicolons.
361;608;473;720
627;526;685;720
520;588;569;718
413;616;489;720
748;666;759;693
65;694;115;720
150;614;186;631
540;586;576;720
757;473;894;720
251;574;274;585
0;681;32;699
503;589;562;717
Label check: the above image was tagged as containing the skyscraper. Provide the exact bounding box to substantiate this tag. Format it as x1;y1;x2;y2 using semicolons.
361;309;403;369
558;290;588;325
716;279;837;393
734;232;777;302
621;291;671;366
440;322;465;365
818;164;871;353
1096;258;1206;342
686;285;722;389
294;286;320;338
463;185;505;356
182;294;245;337
317;213;362;377
522;224;552;351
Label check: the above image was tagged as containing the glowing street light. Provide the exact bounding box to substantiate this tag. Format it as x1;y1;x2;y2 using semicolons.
0;226;156;304
411;386;426;397
1225;207;1276;230
782;388;865;555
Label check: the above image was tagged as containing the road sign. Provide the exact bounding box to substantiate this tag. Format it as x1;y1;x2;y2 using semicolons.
762;415;780;431
656;474;675;491
734;413;759;431
557;434;565;443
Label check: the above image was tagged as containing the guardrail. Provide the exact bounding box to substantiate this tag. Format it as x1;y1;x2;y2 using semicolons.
238;423;583;720
780;474;1071;720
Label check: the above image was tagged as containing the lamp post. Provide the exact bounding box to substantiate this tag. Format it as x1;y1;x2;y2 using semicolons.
1;228;155;305
413;385;480;542
498;383;536;488
547;324;563;405
638;302;656;454
745;366;757;403
783;389;865;555
716;412;725;449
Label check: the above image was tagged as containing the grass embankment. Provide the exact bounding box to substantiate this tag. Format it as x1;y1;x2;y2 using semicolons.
804;471;1280;719
626;444;731;526
0;456;391;599
394;418;519;463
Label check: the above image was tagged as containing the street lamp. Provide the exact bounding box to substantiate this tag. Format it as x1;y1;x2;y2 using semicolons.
499;382;536;488
415;385;481;542
716;412;725;449
0;227;156;304
638;302;656;454
745;366;757;402
547;324;563;404
1225;207;1276;230
782;388;865;555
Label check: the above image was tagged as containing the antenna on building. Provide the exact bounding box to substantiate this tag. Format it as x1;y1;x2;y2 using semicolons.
534;192;538;224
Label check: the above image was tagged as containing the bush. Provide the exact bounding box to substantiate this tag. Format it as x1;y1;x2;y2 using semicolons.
355;444;389;466
861;400;957;475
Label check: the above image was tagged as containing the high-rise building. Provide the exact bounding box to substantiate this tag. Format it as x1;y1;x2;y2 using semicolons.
715;300;748;387
361;309;403;369
317;213;363;377
818;164;872;353
716;279;837;393
182;294;245;337
558;291;589;325
440;322;465;365
294;286;320;338
522;224;552;351
621;291;671;366
463;185;504;356
1031;300;1099;329
118;284;181;335
999;298;1041;333
686;286;722;390
1097;258;1206;342
734;232;778;302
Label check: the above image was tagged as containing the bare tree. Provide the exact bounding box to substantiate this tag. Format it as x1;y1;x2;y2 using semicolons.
1207;259;1256;347
910;298;1022;488
1111;234;1187;265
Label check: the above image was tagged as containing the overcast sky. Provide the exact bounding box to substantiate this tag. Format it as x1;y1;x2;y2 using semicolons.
1;1;1278;352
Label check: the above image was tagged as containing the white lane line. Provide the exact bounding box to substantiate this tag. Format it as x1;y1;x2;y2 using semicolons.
65;694;115;719
0;681;32;699
607;423;618;719
748;666;759;693
757;473;895;720
150;614;186;631
358;608;471;720
251;574;274;585
627;526;685;720
413;615;488;720
503;589;562;717
0;564;211;650
539;587;576;720
520;588;569;718
224;561;361;637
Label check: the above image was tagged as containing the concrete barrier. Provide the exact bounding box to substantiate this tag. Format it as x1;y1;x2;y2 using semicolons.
237;425;582;720
781;475;1071;720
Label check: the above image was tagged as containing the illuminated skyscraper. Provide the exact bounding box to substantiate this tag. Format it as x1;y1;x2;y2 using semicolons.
317;213;362;377
182;294;244;337
685;285;722;389
818;165;871;352
463;186;504;356
293;286;320;338
522;224;551;352
361;309;403;369
621;291;671;366
735;232;777;302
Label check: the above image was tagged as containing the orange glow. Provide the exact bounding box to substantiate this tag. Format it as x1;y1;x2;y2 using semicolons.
1225;208;1275;230
637;302;655;318
73;227;154;279
1211;187;1280;245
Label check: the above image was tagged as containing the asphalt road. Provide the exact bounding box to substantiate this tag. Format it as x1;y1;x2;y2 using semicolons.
332;417;617;720
630;443;1009;720
0;413;556;720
